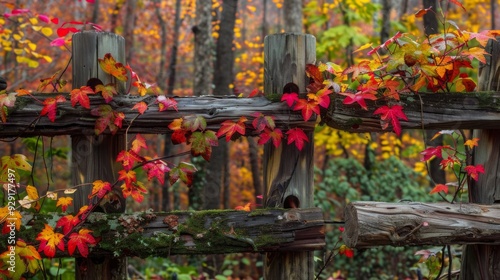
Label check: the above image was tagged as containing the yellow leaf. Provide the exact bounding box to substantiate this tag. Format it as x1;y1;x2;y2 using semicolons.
27;59;39;68
1;154;32;172
41;27;53;37
353;43;373;53
13;34;22;41
26;185;39;200
31;25;42;31
14;49;24;55
29;17;38;25
43;55;53;63
64;188;77;194
28;42;37;51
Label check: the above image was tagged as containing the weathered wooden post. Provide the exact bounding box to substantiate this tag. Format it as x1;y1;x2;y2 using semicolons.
71;31;127;280
460;38;500;279
263;33;317;279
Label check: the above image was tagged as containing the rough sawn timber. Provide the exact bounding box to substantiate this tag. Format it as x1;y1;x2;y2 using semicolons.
0;95;312;137
0;208;325;258
324;91;500;132
343;201;500;248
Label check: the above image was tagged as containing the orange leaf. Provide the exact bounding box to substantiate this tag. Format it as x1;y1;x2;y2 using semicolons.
235;202;251;211
429;184;448;194
95;83;117;103
70;86;94;109
98;53;128;82
118;169;137;185
121;181;147;203
131;134;147;153
89;180;112;199
216;116;247;142
132;101;148;114
36;224;65;258
464;138;479;149
56;197;73;212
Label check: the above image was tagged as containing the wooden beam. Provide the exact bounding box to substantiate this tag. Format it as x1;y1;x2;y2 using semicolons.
263;33;317;280
461;38;500;280
0;95;312;137
343;202;500;248
71;31;127;280
0;208;325;258
323;91;500;132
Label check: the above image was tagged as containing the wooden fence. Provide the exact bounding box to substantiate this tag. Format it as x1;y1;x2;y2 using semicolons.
2;31;500;279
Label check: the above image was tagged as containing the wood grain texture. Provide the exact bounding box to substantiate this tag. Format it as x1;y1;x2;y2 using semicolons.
71;31;126;280
461;38;500;280
343;202;500;248
263;33;316;280
0;95;313;137
0;208;325;257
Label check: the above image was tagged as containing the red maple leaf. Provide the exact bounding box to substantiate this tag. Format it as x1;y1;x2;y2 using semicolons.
217;116;247;142
70;86;94;109
36;224;65;258
157;95;178;111
131;134;147;153
281;92;299;107
168;118;189;144
429;184;448;194
183;115;207;132
116;150;143;171
132;101;148;114
40;95;66;122
314;88;333;108
373;105;408;136
339;92;377;110
56;197;73;212
293;98;320;121
464;164;485;181
68;229;97;258
121;181;147;203
89;180;112;199
258;128;283;147
118;169;137;185
142;157;170;184
420;146;450;161
56;214;80;235
286;128;309;151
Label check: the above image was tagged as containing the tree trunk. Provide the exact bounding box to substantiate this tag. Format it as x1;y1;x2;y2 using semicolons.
283;0;302;33
193;0;213;96
380;0;391;44
206;0;238;210
461;37;500;280
248;137;263;203
167;0;182;96
155;0;168;91
123;0;137;63
422;0;438;35
71;32;127;280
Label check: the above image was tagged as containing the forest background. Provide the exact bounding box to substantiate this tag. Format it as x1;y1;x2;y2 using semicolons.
1;0;498;279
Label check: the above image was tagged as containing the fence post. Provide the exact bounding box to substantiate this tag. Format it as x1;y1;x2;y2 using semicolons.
71;31;127;280
460;38;500;279
263;33;317;279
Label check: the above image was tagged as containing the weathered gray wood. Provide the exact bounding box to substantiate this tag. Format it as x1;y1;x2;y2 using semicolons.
343;202;500;248
324;91;500;132
1;208;324;258
0;95;313;137
461;38;500;280
263;33;316;280
71;31;126;280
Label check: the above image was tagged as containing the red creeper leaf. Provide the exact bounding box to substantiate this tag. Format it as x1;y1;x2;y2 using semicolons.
251;112;275;133
40;95;66;122
217;116;247;142
429;184;448;194
157;95;178;111
36;224;65;258
89;180;112;199
132;101;148;114
286;128;309;151
95;84;117;103
131;134;147;154
70;86;94;109
116;150;143;171
258;128;283;148
373;105;408;136
68;229;97;257
118;169;137;185
56;197;73;212
121;181;147;203
465;164;485;181
56;214;80;235
281;92;299;107
293;98;319;121
142;157;170;184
